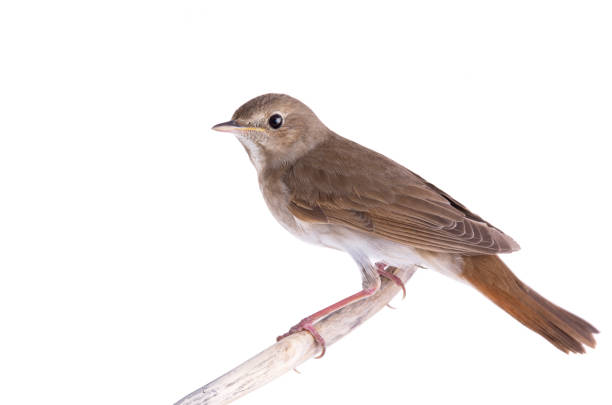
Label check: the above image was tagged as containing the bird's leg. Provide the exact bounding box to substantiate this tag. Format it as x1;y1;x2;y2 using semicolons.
277;283;380;358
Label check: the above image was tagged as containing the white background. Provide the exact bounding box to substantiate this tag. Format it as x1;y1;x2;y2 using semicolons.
1;1;611;404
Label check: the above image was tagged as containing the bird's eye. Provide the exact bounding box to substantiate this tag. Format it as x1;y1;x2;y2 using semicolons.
268;114;283;129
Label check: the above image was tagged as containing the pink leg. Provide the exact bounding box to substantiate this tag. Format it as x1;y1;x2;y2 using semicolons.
375;262;407;299
277;285;378;358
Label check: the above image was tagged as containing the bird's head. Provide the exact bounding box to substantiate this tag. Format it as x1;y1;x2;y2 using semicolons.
212;94;328;170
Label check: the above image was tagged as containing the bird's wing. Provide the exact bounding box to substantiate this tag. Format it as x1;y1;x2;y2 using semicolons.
284;136;520;255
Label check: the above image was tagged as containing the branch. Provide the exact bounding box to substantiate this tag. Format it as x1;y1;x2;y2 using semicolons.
175;266;415;405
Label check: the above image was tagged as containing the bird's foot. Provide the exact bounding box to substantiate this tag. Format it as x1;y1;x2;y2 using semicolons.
375;262;407;308
277;318;326;358
277;285;380;358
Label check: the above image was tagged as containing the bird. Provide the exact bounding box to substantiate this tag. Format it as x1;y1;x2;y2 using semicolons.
212;93;598;357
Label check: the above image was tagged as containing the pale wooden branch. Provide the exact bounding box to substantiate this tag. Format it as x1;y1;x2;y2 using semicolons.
175;266;415;405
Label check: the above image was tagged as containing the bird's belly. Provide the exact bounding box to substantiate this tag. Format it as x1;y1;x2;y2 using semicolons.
295;219;423;265
294;219;464;280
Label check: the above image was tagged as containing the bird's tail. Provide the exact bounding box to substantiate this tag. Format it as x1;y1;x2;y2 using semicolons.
461;255;598;353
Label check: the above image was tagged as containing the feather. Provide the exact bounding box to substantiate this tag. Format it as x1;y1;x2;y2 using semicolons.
285;135;520;255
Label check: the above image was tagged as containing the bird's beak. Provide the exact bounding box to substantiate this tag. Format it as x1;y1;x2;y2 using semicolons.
212;120;267;134
212;120;243;133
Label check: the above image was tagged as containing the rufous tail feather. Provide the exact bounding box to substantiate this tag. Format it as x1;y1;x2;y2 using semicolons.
462;255;598;353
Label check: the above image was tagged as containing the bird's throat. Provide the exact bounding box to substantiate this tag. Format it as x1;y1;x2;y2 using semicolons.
236;135;268;172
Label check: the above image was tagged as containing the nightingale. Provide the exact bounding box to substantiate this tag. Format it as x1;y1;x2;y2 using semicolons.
212;93;597;356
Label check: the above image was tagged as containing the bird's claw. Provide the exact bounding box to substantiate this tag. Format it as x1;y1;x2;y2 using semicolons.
277;318;326;358
375;262;407;300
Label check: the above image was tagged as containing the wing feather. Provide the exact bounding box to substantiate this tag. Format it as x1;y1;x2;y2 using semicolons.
284;135;520;255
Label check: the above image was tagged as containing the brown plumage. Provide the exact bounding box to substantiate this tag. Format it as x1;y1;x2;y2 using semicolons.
285;134;520;255
213;93;598;354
